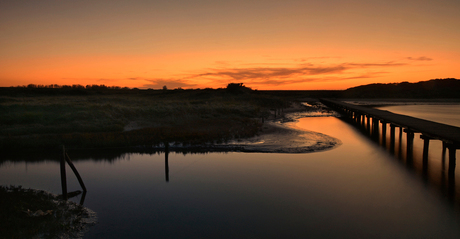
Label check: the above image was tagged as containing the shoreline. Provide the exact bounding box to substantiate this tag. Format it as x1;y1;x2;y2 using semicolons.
123;101;342;153
1;101;342;159
224;120;342;153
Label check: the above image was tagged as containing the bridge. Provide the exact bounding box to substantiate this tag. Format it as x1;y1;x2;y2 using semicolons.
320;99;460;172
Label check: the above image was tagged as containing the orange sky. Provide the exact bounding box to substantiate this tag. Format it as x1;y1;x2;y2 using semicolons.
1;0;459;90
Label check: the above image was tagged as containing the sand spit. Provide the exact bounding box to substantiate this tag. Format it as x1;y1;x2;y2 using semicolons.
164;102;342;154
122;101;342;154
226;120;341;154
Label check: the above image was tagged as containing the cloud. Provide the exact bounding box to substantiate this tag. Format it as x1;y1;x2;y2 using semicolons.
190;64;349;81
294;56;342;62
345;62;407;68
407;56;433;61
131;60;410;89
182;61;406;86
343;71;390;80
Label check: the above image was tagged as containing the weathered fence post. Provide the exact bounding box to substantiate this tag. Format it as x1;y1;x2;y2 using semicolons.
165;142;170;182
65;152;87;192
61;145;87;200
61;145;67;199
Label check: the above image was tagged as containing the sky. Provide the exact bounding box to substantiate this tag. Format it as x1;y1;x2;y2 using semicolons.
1;0;459;90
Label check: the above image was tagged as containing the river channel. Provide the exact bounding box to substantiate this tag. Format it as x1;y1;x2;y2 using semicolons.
1;104;460;238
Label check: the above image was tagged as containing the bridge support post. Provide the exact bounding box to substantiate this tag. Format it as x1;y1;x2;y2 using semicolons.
420;135;431;163
442;142;447;169
404;129;415;163
390;124;396;152
366;115;371;132
372;118;379;139
420;135;432;176
381;121;387;146
447;145;457;175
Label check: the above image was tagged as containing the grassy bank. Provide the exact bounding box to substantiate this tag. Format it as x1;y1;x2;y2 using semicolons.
0;88;291;151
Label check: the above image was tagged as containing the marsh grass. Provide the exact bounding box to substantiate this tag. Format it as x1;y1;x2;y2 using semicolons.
0;89;289;150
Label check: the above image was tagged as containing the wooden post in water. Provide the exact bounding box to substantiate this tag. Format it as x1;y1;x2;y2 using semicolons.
365;115;369;132
448;145;457;175
420;135;431;164
404;129;415;164
65;152;87;192
60;145;67;199
372;118;379;139
420;135;431;176
61;146;88;199
381;121;387;146
442;142;447;167
390;124;396;153
165;142;169;182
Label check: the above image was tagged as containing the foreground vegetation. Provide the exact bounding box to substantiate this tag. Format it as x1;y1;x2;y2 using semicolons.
0;85;291;151
0;186;96;239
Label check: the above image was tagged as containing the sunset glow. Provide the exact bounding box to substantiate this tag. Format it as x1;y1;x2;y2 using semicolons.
1;0;459;90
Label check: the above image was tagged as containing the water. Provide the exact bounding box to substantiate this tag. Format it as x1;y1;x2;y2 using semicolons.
377;104;460;127
2;105;460;238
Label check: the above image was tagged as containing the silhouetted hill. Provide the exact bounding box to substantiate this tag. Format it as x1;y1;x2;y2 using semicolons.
343;78;460;98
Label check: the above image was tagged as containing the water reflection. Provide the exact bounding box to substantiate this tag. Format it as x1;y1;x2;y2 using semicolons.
3;116;460;238
339;114;459;207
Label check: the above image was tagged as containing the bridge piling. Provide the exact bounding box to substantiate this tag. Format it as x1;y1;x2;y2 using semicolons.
390;124;396;152
381;121;387;146
404;129;415;162
420;135;431;164
448;145;456;174
320;99;459;173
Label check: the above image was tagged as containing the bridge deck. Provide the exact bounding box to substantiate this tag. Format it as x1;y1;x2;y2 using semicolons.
321;99;460;147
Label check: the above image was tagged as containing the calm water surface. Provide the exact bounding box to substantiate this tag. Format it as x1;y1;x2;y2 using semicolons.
377;104;460;127
2;107;460;238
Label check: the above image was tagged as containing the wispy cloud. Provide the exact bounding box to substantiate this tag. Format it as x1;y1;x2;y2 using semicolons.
183;62;406;85
407;56;433;61
136;60;410;88
190;64;349;81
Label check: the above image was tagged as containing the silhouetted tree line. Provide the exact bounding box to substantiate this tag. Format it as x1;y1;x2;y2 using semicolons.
0;84;137;96
20;84;129;90
2;79;459;98
343;78;460;98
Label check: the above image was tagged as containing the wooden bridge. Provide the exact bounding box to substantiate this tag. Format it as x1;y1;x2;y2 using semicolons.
321;99;460;172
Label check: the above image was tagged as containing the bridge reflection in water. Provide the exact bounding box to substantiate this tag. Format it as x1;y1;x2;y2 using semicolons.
322;99;459;205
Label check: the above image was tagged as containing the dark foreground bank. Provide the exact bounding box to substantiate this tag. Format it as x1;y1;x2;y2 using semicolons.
0;186;97;239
